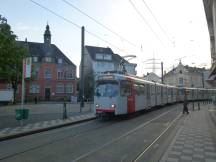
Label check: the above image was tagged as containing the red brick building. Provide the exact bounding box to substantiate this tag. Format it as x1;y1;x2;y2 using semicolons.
0;25;77;101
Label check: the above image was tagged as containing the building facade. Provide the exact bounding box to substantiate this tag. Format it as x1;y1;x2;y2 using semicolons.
80;45;137;100
163;62;210;88
203;0;216;85
0;25;76;101
83;45;137;76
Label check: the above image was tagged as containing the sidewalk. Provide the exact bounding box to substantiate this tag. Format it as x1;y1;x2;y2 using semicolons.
0;113;95;141
0;102;93;129
160;103;216;162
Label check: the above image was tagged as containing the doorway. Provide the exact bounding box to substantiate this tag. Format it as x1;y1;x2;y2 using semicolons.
45;88;51;100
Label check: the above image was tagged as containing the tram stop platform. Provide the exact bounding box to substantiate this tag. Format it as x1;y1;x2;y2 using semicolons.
160;102;216;162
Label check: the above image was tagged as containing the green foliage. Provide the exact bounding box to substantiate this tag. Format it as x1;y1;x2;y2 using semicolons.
0;22;27;103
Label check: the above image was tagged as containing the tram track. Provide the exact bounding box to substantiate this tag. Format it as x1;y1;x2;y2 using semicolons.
0;120;117;161
72;106;181;162
0;105;182;162
132;113;181;162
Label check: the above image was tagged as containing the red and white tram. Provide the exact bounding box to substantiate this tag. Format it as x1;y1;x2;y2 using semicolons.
94;73;216;118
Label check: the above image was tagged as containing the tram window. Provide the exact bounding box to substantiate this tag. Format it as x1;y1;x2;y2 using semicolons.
151;85;155;95
157;86;161;95
140;84;145;95
95;81;118;97
120;81;131;96
134;84;140;95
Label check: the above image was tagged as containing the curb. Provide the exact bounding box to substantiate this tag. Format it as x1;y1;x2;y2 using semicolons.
0;116;96;142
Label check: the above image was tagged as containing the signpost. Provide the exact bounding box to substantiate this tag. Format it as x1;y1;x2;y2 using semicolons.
16;57;31;126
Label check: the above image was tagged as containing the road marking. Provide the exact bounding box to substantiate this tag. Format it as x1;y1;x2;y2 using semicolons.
71;108;177;162
132;113;182;162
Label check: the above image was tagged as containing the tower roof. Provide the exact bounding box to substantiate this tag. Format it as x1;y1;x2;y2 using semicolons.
44;24;51;36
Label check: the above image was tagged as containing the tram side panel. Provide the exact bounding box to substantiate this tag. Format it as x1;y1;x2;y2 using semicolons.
134;83;147;111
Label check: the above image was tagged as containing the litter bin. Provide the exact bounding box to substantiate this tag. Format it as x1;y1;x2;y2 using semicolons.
23;109;29;119
15;109;23;120
15;109;29;120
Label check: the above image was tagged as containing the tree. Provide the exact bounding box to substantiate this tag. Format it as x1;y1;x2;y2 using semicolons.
0;22;27;103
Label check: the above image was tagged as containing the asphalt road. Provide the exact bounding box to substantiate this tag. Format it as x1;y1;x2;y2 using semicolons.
0;104;185;162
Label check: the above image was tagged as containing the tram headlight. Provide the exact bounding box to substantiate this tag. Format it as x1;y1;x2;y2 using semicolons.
95;104;99;108
111;104;116;108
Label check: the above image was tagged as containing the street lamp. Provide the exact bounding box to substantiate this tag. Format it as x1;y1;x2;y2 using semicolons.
119;55;136;74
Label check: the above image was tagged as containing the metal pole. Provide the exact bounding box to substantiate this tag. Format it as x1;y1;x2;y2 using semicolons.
80;26;85;111
21;59;25;126
202;72;204;88
161;62;164;84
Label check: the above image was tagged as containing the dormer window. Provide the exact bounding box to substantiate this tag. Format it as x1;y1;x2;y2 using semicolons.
58;58;63;64
33;57;38;62
95;53;112;60
45;57;52;62
104;54;111;60
96;53;103;60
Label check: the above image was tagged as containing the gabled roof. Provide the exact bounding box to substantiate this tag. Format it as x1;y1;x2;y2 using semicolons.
85;45;136;66
17;41;76;67
85;45;114;62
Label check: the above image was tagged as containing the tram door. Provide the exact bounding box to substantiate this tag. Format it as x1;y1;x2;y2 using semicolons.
120;80;135;114
146;84;151;107
127;81;135;113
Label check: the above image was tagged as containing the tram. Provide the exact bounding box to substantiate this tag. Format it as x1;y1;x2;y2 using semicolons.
94;73;216;118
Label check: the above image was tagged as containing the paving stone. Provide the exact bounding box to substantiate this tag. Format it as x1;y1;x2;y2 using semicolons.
205;159;216;162
166;157;179;162
205;152;216;157
193;154;205;159
159;106;216;162
182;149;193;154
180;155;192;161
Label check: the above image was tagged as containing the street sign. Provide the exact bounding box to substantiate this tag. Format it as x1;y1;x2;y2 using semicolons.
24;57;32;78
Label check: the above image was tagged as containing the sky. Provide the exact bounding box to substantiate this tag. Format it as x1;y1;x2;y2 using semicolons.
0;0;211;76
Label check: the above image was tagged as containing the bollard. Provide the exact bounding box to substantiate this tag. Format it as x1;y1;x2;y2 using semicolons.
63;101;67;119
192;102;194;111
198;102;200;110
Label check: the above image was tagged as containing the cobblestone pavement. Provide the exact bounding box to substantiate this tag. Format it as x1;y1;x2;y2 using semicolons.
160;104;216;162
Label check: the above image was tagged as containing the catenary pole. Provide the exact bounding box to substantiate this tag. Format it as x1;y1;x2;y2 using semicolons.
161;62;164;84
80;26;85;111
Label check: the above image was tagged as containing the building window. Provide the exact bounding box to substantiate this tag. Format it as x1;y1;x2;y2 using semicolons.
33;57;38;62
58;58;62;64
32;67;39;79
45;57;52;62
96;53;103;60
30;84;40;93
95;53;112;60
104;54;111;60
66;70;74;79
97;62;104;67
179;77;183;85
65;84;73;93
57;70;64;79
56;83;64;93
44;68;51;79
179;70;182;74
